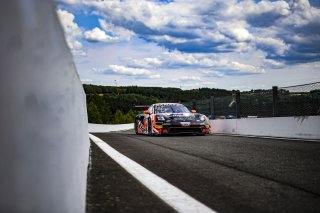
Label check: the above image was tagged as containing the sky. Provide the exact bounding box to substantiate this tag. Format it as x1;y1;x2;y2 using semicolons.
54;0;320;91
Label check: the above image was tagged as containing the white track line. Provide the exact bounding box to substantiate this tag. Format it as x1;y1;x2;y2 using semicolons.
89;134;216;213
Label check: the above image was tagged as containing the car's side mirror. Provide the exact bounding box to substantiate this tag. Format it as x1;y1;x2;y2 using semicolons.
144;110;150;115
191;110;196;113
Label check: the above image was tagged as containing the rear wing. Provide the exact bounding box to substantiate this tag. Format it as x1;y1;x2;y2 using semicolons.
133;105;150;110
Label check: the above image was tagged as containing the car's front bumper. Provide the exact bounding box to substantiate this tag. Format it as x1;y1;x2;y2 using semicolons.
153;123;210;135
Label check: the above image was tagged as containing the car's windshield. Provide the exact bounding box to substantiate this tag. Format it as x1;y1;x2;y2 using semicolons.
154;104;190;114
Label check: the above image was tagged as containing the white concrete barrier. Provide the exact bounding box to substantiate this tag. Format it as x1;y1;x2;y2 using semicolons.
209;116;320;140
0;1;89;213
89;123;134;133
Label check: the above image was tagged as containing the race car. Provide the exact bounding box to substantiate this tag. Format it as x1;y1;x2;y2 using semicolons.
134;103;211;135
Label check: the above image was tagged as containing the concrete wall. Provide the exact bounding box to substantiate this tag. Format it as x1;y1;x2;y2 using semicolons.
89;123;134;133
209;116;320;140
0;1;89;212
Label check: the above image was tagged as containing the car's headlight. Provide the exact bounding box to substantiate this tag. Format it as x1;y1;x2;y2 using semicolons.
200;115;206;121
156;115;166;121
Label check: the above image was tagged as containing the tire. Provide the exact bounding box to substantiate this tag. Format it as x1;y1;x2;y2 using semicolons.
147;118;153;136
134;119;140;135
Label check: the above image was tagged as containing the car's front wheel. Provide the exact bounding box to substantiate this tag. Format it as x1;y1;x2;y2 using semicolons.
147;118;153;136
134;118;140;135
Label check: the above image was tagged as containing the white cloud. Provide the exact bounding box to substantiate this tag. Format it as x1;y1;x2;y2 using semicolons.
255;37;289;56
231;28;252;42
84;27;114;42
57;9;85;57
85;0;176;29
72;38;320;90
84;0;253;52
109;65;150;75
81;78;93;83
202;70;224;77
229;61;264;74
163;51;265;74
54;0;320;90
55;0;79;4
172;75;217;89
91;67;104;73
79;0;320;63
151;35;190;44
84;21;135;43
71;49;86;57
123;50;264;75
180;76;202;82
164;51;199;66
107;65;160;79
57;9;81;36
99;19;134;42
241;0;290;23
149;74;161;79
129;57;163;68
263;59;285;69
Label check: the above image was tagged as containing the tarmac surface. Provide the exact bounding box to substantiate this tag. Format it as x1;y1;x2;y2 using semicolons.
86;130;320;213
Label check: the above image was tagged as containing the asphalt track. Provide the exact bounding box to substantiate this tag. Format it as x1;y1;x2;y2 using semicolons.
87;130;320;213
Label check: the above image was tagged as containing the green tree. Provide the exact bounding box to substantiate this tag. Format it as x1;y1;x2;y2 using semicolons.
94;96;112;123
123;110;135;123
87;102;103;124
113;110;125;124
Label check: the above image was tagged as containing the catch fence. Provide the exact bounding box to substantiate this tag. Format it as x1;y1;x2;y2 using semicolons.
183;81;320;119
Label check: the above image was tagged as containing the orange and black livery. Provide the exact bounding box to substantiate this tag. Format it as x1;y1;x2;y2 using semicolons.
134;103;211;135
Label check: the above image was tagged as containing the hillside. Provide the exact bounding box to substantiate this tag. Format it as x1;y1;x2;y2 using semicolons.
83;84;232;124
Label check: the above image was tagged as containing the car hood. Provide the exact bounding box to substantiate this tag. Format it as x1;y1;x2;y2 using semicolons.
156;113;204;121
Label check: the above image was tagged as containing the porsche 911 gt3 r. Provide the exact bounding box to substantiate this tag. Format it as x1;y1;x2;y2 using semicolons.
134;103;211;135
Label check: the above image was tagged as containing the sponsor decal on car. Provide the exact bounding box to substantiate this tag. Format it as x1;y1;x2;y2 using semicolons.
180;122;191;126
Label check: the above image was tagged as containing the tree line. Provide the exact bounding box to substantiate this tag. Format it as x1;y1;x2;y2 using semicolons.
84;84;232;124
84;84;320;123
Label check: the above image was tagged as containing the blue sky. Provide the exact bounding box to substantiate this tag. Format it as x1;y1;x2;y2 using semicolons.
55;0;320;91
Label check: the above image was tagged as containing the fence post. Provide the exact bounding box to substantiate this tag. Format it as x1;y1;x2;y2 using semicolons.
235;91;241;118
272;86;278;117
209;96;215;119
